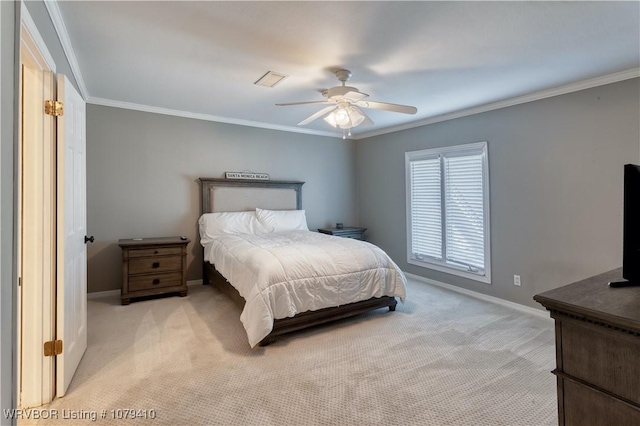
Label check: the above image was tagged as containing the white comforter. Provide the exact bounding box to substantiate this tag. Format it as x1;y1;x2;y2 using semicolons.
204;231;407;347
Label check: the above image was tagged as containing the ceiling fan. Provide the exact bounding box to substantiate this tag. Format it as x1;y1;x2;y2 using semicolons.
276;69;417;137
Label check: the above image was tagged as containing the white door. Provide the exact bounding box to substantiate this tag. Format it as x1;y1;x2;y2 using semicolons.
56;75;88;396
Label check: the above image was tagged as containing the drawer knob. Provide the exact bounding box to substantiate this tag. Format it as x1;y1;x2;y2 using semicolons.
152;279;160;285
154;250;158;254
152;262;160;268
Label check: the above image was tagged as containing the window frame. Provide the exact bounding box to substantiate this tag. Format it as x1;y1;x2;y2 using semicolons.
405;141;491;284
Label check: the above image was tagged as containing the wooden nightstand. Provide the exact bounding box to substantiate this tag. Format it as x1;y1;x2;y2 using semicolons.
118;236;190;305
317;227;367;241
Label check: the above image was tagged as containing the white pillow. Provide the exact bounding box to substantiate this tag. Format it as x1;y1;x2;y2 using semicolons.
198;211;267;245
255;208;309;233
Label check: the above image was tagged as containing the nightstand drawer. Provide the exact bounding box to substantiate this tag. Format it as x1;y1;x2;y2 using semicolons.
128;272;183;292
128;255;182;275
341;232;363;239
127;246;184;258
318;227;367;241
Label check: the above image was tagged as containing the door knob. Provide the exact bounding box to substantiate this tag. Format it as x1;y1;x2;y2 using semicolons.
84;235;94;244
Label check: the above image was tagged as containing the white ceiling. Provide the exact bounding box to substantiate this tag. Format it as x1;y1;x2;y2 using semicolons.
55;1;640;139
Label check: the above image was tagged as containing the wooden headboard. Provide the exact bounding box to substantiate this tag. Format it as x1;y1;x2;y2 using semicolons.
199;178;305;214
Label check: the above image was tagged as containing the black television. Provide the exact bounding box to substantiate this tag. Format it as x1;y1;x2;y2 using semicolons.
609;164;640;288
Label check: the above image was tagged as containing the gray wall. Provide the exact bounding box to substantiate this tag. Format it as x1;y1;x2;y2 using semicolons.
356;78;640;309
86;105;358;293
0;1;15;422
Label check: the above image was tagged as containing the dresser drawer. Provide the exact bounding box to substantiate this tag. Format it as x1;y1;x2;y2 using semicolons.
127;246;184;258
562;378;640;425
128;272;183;292
128;255;182;275
561;319;640;405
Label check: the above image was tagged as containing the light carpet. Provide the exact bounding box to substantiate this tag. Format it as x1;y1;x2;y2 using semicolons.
27;278;557;426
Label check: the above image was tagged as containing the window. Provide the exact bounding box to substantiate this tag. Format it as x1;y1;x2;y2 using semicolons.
405;142;491;283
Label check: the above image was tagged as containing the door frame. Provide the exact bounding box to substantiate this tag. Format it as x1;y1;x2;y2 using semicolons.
18;3;57;408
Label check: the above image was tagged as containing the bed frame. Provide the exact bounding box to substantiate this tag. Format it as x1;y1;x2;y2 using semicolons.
198;177;397;346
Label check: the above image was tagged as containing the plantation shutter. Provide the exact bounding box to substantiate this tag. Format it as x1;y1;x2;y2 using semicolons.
406;142;490;282
409;158;442;260
444;153;485;271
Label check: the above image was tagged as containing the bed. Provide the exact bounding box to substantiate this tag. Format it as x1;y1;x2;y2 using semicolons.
199;178;406;347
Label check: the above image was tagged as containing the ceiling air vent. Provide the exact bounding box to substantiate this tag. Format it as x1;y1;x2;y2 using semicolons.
254;71;288;88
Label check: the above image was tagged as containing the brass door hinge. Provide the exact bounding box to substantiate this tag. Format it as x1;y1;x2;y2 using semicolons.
44;100;64;117
44;340;63;356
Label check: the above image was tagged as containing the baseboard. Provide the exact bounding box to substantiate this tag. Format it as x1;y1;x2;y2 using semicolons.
87;289;120;299
404;272;552;321
87;279;204;299
88;275;549;320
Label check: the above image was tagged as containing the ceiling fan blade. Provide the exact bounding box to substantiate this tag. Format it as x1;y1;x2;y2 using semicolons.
298;105;337;126
357;108;374;126
276;101;333;106
342;91;369;102
355;100;417;115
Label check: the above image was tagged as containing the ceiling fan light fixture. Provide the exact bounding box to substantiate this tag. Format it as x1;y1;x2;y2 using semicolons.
324;105;365;130
334;107;351;126
323;113;338;128
348;106;365;127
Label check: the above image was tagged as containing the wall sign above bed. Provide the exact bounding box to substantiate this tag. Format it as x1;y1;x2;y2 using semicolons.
225;172;270;180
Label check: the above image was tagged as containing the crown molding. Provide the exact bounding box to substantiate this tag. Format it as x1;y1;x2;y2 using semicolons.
85;66;637;142
87;97;342;139
90;68;639;141
44;0;89;100
34;3;640;139
352;67;640;140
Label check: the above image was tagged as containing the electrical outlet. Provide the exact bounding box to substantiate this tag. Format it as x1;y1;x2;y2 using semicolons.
514;275;521;286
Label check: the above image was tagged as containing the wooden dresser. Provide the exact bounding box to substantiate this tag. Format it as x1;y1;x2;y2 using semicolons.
534;269;640;425
317;226;367;241
119;236;190;305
